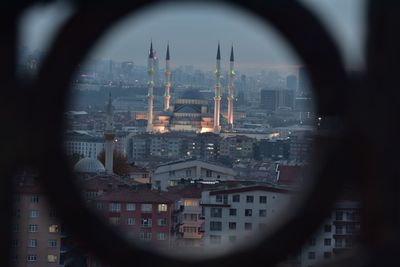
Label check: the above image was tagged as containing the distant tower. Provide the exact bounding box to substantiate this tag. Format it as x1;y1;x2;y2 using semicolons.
164;44;171;111
213;43;222;133
104;92;115;174
147;42;155;132
227;45;236;129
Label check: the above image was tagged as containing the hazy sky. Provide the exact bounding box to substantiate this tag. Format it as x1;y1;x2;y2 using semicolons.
19;0;366;73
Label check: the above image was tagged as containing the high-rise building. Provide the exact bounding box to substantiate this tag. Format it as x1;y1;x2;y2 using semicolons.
286;74;297;91
298;67;311;96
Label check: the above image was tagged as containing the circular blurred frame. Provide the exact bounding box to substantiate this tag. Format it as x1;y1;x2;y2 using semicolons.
31;0;349;266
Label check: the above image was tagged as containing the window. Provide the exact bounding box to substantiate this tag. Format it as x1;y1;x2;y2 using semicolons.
335;239;343;248
211;208;222;218
48;239;57;248
184;199;198;207
158;218;167;226
210;235;221;244
158;204;168;212
246;195;254;203
228;222;236;230
229;208;237;216
245;209;252;217
259;196;267;203
229;235;237;243
109;203;121;212
309;238;316;246
109;217;120;225
30;195;39;203
169;170;175;177
232;195;240;202
308;252;316;260
28;224;38;233
206;170;212;177
186;169;192;177
96;202;104;210
345;238;353;248
346;211;353;220
12;239;18;248
29;210;39;218
259;209;267;217
184;213;198;221
13;209;20;218
27;255;37;262
324;224;332;233
324;238;331;246
139;231;152;241
245;223;252;231
210;221;222;231
141;218;152;227
127;218;135;225
141;204;152;212
49;209;57;218
48;255;58;263
336;211;343;221
336;225;343;234
346;224;354;234
126;203;136;211
49;224;59;233
158;232;167;240
324;252;332;259
216;195;223;203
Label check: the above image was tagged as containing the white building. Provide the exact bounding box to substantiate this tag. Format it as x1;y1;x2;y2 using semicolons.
64;132;104;159
153;160;237;191
200;185;294;254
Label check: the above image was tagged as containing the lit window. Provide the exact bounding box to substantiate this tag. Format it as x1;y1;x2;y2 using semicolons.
47;255;58;262
158;204;168;212
49;225;59;233
126;203;136;211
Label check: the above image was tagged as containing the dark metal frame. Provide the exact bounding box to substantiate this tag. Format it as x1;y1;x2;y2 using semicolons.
2;0;397;266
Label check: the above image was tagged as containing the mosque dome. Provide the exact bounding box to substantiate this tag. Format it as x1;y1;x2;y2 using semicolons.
74;158;106;174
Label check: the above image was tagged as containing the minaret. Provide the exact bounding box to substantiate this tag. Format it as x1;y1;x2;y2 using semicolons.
104;92;115;174
227;45;236;129
164;44;171;111
213;43;222;133
147;41;155;132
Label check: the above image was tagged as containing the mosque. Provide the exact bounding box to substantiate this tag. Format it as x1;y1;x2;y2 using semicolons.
146;42;236;134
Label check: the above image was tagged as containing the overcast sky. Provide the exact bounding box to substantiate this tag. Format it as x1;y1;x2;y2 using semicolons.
19;0;366;74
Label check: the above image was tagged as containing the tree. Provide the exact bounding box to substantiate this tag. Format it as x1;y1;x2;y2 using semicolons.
97;149;129;176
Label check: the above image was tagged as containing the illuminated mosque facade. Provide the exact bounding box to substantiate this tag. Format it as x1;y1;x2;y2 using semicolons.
146;42;236;134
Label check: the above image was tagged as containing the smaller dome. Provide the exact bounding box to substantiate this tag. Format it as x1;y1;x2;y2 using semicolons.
74;158;106;174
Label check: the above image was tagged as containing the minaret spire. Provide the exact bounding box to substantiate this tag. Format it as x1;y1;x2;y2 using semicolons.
104;92;114;174
147;42;155;132
164;43;171;111
213;43;222;133
227;45;236;129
